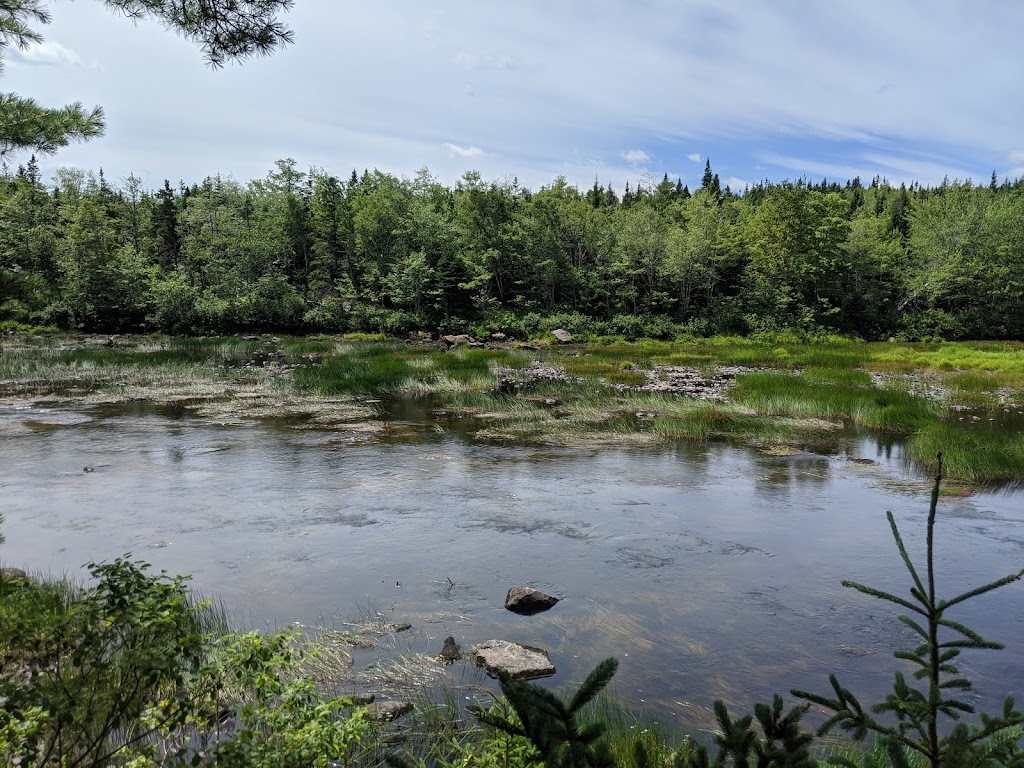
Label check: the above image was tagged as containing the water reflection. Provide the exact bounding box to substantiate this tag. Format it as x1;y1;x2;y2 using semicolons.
1;399;1022;734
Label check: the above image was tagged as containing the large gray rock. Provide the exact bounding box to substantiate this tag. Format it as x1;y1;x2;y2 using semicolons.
473;639;555;680
0;567;27;580
551;328;573;343
505;586;560;615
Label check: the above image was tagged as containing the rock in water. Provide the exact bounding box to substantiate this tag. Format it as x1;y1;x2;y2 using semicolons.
437;636;462;664
368;700;413;721
551;328;572;343
473;639;556;680
505;586;560;615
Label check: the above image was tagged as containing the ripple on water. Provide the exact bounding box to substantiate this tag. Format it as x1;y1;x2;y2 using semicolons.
2;398;1023;733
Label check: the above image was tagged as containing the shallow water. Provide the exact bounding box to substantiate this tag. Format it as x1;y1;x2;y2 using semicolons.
2;398;1022;732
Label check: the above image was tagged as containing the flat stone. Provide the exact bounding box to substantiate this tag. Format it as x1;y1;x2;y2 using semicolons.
473;639;555;680
505;586;560;615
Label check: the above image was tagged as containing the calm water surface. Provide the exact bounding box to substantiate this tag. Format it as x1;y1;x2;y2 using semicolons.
2;399;1022;732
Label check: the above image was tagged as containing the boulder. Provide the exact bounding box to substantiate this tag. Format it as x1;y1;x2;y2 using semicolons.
344;692;375;706
490;332;507;341
473;639;555;680
505;586;560;615
551;328;572;343
0;567;27;580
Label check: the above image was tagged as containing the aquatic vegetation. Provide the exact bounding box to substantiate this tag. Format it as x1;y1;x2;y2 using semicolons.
4;333;1024;482
910;423;1024;485
732;372;938;433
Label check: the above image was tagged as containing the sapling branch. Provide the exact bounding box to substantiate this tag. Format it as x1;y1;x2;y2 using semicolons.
794;452;1024;768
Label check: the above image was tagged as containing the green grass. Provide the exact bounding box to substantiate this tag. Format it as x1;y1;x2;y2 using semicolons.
731;372;938;433
910;422;1024;486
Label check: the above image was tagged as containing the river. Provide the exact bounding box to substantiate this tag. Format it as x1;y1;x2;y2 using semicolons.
2;397;1022;733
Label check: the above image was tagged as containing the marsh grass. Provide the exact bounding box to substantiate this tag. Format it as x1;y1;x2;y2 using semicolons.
910;422;1024;485
732;372;938;433
5;333;1024;482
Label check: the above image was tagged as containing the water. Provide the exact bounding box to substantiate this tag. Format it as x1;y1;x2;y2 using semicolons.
2;398;1022;732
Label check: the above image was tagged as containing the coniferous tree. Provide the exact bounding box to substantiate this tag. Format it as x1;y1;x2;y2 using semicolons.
794;455;1024;768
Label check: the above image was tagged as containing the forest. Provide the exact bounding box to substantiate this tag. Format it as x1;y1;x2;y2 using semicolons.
2;158;1023;341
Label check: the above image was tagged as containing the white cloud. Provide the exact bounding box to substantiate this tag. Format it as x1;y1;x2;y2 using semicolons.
724;176;751;191
9;40;88;67
452;51;514;71
622;149;651;165
14;0;1024;193
444;142;485;159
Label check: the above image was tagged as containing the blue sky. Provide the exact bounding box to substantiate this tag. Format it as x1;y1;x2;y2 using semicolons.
6;1;1024;193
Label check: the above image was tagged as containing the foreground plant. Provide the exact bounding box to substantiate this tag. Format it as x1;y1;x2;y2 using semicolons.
0;557;369;767
793;453;1024;768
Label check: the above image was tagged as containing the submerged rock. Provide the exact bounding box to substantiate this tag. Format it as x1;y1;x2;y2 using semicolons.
351;621;412;636
473;639;556;680
505;586;560;615
368;700;413;721
436;636;462;664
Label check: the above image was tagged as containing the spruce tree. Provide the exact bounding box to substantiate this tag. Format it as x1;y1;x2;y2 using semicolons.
793;455;1024;768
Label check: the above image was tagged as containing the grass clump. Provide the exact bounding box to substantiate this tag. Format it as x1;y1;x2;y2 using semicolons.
909;422;1024;485
732;372;938;433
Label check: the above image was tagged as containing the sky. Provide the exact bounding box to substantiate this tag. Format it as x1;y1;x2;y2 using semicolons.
6;1;1024;194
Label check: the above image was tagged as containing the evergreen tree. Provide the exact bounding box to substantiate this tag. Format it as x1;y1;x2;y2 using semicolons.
701;159;714;191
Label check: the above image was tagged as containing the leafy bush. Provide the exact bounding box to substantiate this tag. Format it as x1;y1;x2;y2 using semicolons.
235;273;307;331
149;273;201;334
0;558;370;768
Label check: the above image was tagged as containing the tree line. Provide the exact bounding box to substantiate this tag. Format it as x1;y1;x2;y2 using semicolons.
2;157;1023;340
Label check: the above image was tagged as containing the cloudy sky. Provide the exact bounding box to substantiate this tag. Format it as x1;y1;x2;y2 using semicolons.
6;1;1024;193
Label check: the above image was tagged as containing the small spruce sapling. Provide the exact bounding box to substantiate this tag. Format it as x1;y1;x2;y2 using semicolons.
469;658;620;768
793;454;1024;768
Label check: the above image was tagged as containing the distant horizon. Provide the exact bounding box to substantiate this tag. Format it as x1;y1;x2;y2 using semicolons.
7;154;1017;198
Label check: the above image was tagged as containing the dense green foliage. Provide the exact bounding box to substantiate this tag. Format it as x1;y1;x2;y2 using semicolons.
2;160;1024;340
0;559;370;766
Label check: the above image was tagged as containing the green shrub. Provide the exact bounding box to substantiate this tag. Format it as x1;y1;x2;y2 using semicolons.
0;558;370;768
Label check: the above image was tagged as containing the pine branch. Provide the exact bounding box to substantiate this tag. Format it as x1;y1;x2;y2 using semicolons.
99;0;295;67
567;657;617;714
939;568;1024;611
885;510;928;600
936;617;1005;649
0;93;105;157
839;580;927;616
